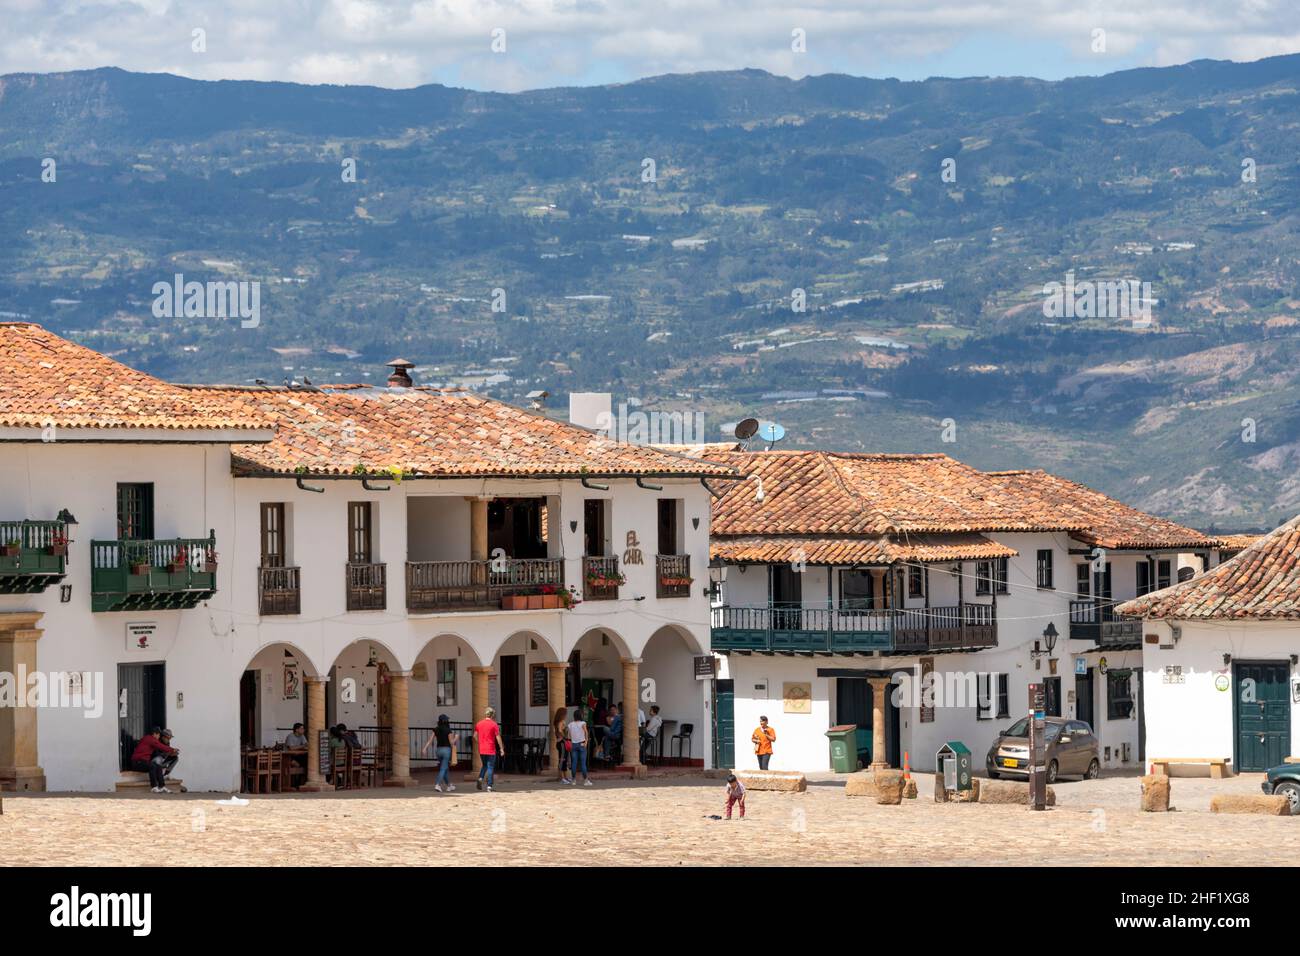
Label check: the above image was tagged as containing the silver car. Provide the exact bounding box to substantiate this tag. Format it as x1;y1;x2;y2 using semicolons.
985;716;1101;783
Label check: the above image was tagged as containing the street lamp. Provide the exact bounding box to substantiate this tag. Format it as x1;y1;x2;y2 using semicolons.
1042;621;1059;655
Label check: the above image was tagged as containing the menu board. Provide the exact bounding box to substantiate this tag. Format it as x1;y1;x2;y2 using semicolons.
530;664;549;708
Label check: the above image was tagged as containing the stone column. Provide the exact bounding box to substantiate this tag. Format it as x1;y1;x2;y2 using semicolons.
869;568;887;610
868;676;891;770
300;674;330;791
384;671;418;787
545;661;569;778
0;613;44;791
621;657;646;778
468;666;492;772
468;498;489;561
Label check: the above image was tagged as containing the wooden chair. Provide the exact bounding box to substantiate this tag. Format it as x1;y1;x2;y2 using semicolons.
248;750;272;794
267;751;283;793
242;751;259;794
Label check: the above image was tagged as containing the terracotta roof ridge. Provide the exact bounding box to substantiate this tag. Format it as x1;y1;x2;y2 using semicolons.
821;453;898;534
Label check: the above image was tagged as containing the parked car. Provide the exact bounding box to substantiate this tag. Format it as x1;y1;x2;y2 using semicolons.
985;716;1101;783
1260;764;1300;813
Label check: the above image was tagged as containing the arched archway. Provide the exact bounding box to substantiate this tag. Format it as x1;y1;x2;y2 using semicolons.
326;638;401;733
640;625;708;767
240;642;318;751
485;630;563;737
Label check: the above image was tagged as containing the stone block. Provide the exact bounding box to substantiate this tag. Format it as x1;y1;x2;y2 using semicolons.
874;769;904;805
1140;774;1170;812
977;778;1056;806
1210;794;1290;815
737;770;807;792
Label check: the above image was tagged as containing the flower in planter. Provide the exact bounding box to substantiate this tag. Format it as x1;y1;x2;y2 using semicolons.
2;538;21;556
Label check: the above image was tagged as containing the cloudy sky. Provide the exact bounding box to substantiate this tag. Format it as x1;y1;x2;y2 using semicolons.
2;0;1298;91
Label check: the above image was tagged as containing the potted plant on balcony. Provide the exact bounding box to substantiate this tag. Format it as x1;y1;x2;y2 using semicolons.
559;586;582;610
501;593;529;611
203;546;219;574
167;546;189;574
47;529;67;557
130;557;151;576
1;538;21;557
537;584;566;610
659;574;694;588
526;588;548;610
585;568;626;590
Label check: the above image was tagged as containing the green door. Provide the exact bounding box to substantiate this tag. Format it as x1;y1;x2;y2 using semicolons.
713;679;735;769
1235;661;1290;772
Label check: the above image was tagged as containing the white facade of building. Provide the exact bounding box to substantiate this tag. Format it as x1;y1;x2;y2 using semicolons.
0;409;716;792
715;534;1212;774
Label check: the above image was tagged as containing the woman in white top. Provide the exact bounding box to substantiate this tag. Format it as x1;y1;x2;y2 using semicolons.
565;706;592;786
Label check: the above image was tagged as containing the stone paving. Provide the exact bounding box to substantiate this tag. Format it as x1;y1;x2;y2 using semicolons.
0;769;1291;866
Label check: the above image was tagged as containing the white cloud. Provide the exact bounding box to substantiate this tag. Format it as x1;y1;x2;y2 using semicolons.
0;1;1296;90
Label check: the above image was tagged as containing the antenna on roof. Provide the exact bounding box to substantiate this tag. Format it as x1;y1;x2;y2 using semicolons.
757;421;786;450
734;417;759;450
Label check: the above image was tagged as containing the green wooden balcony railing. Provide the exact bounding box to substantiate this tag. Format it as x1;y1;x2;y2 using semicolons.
0;519;68;594
710;601;999;654
90;531;218;612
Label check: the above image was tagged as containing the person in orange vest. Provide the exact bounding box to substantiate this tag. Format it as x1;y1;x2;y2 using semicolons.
751;715;776;770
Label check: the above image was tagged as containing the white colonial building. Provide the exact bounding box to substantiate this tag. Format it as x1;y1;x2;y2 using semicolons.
1119;519;1298;775
0;323;732;792
703;449;1225;776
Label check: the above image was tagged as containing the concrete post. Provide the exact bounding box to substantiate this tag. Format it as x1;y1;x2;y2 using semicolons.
384;671;418;787
469;666;492;771
545;661;569;778
868;675;891;770
621;657;646;778
0;612;44;791
300;674;330;791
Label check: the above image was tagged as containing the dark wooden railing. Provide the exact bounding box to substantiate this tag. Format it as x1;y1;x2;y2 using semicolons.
714;602;998;654
0;519;68;594
656;554;692;598
583;555;621;601
259;566;301;615
1069;599;1142;647
346;562;387;611
406;558;563;611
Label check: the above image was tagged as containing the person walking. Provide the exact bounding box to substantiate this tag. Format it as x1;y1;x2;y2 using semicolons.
751;715;776;770
475;706;504;792
552;706;571;783
564;706;592;786
421;714;459;792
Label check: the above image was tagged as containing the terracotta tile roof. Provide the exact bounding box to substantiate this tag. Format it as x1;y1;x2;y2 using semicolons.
1217;533;1262;551
0;323;271;432
984;470;1214;550
182;385;740;479
711;533;1016;566
1117;516;1300;620
709;450;1209;549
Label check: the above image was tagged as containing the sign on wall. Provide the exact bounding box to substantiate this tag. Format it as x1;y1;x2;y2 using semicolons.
283;662;301;700
622;530;645;566
782;682;811;714
530;664;548;707
919;658;935;723
693;655;715;680
125;622;157;652
1162;665;1184;685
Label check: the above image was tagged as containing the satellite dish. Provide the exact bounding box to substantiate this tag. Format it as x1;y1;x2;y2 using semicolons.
758;421;786;446
734;418;760;441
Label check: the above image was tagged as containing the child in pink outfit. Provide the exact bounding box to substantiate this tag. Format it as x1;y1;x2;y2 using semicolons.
724;774;746;819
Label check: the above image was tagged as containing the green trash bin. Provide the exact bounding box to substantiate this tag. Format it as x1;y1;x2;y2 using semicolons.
825;724;860;773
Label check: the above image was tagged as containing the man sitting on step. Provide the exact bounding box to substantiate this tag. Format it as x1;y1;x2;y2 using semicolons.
131;727;180;793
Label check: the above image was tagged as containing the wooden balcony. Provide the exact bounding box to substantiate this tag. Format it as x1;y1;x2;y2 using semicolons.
346;562;387;611
258;566;301;616
712;602;997;655
405;558;563;612
656;554;692;599
892;604;998;653
91;533;217;612
0;519;68;594
1069;600;1142;649
711;605;894;654
582;555;621;601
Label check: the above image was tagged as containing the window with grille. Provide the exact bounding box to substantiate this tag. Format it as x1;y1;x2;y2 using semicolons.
1036;549;1053;589
116;483;154;540
1107;670;1134;719
348;502;373;563
260;503;286;567
908;564;924;598
436;659;457;707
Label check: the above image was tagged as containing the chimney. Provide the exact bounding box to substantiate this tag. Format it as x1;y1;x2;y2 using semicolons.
386;358;414;388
